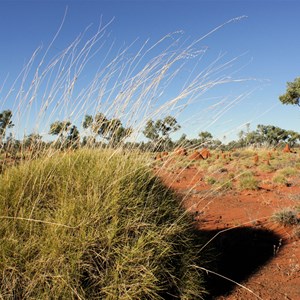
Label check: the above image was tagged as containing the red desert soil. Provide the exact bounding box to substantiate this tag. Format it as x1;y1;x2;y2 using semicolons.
155;157;300;300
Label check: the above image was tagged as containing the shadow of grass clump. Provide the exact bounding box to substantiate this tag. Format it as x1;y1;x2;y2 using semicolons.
202;227;282;298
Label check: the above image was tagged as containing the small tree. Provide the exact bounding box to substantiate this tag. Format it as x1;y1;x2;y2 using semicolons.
143;116;180;151
67;125;80;149
83;113;132;147
287;130;300;147
279;77;300;106
198;131;213;147
23;133;43;149
0;110;14;146
49;120;71;148
176;133;189;148
108;119;132;147
143;120;159;142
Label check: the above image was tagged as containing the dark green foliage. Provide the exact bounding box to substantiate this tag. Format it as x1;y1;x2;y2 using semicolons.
0;110;14;142
143;116;180;151
49;121;80;149
83;113;132;147
279;77;300;106
23;133;43;148
198;131;213;146
49;120;71;136
235;124;300;148
143;116;180;142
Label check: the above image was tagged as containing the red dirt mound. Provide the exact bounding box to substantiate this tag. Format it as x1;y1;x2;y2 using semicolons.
154;153;162;161
200;148;211;159
174;147;187;156
188;151;204;160
283;144;292;153
253;154;259;164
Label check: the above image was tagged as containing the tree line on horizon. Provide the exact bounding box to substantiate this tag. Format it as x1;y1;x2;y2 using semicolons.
1;76;300;154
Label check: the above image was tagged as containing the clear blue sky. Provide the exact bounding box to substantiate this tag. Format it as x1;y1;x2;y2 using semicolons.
0;0;299;142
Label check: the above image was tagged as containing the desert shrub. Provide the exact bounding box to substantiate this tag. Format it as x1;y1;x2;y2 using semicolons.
239;158;255;169
237;171;259;190
204;176;217;185
272;208;299;226
272;167;298;186
215;179;233;191
0;149;208;299
207;164;228;174
231;151;241;158
272;155;300;170
272;174;289;186
258;164;275;173
236;149;256;158
277;167;298;177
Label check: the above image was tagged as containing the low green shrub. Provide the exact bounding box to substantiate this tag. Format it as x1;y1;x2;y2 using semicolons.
272;208;299;226
258;164;275;173
237;171;259;190
215;179;233;191
277;167;298;177
204;176;217;185
272;174;289;185
0;149;208;299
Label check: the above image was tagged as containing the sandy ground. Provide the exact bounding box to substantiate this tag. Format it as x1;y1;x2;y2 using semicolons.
155;153;300;300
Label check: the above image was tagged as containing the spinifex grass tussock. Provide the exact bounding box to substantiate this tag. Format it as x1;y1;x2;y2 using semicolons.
272;167;298;186
237;171;259;191
271;208;299;226
257;163;274;173
276;166;298;177
0;149;207;299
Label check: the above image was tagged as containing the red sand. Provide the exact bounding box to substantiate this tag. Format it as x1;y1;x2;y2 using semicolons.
155;157;300;300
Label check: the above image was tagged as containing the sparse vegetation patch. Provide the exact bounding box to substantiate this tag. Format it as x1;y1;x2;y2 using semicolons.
272;208;299;226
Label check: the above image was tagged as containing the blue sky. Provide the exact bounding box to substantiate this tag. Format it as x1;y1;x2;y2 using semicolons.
0;0;299;142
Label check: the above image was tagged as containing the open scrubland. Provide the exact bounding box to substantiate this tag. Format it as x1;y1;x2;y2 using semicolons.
1;146;300;299
154;147;300;299
0;17;300;299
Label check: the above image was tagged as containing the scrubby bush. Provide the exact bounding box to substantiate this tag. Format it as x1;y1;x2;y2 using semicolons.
272;174;289;186
0;149;208;299
272;208;299;226
237;171;259;190
205;176;217;185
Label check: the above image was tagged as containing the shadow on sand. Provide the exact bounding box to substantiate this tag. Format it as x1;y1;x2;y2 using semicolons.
202;226;282;299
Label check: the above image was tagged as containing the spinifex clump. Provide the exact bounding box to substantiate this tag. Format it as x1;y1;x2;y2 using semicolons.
0;149;208;299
